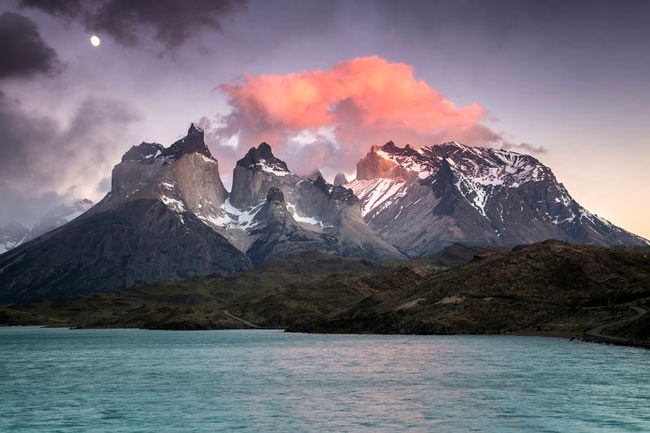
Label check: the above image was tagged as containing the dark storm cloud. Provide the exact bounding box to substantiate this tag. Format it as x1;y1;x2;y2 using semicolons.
0;91;139;223
20;0;247;49
0;12;61;79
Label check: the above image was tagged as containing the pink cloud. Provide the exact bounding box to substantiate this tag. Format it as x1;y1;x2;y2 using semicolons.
205;56;502;179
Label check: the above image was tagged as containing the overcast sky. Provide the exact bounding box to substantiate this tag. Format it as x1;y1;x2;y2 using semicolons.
1;0;649;238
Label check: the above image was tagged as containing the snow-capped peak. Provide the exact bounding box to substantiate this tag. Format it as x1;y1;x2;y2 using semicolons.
237;142;291;176
366;140;551;187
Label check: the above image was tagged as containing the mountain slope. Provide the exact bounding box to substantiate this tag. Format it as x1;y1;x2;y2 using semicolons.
347;142;648;256
0;125;251;304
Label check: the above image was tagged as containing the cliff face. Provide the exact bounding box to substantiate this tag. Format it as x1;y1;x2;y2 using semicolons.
227;143;404;263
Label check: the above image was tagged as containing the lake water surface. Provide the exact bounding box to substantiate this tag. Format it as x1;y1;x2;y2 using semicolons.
1;327;648;432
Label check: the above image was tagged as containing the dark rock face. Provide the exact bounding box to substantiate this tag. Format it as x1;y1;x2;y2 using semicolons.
122;142;164;162
162;123;211;159
0;199;250;304
246;187;339;265
333;173;349;186
306;169;324;181
236;142;289;172
347;141;648;257
265;186;285;203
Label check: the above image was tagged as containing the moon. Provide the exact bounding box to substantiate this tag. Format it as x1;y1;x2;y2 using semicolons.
90;35;101;47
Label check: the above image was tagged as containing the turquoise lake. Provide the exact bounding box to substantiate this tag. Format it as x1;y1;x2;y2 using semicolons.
1;327;648;432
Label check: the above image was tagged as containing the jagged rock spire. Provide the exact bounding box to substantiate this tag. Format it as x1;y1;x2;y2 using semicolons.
237;142;289;172
162;123;211;159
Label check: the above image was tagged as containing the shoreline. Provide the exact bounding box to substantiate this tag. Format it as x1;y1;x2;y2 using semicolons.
3;322;649;350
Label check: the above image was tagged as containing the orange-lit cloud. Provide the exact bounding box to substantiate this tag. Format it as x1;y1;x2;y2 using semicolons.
205;56;502;178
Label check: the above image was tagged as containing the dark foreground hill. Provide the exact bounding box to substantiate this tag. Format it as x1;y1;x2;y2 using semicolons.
0;244;478;329
1;241;649;345
0;251;393;330
290;240;650;343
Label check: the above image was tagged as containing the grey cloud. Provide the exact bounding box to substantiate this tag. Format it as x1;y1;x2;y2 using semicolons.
0;91;140;224
0;12;62;79
0;186;76;228
501;141;548;155
20;0;247;49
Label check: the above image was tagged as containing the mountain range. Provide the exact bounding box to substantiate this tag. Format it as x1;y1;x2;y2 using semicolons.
0;124;646;304
346;141;647;257
0;199;94;254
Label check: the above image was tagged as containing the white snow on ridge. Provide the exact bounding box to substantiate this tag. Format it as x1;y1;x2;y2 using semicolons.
251;161;290;176
373;143;548;188
453;170;491;218
347;178;408;216
198;198;264;230
160;195;186;213
286;203;328;228
375;150;434;179
199;154;217;164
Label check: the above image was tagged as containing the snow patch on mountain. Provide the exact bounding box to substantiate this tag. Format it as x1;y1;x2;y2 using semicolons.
160;195;186;213
251;161;290;176
347;178;409;217
286;203;328;228
200;154;217;164
197;199;264;230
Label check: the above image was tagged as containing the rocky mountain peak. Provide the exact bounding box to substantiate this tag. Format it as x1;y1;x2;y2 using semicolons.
162;123;212;159
121;142;164;163
333;173;349;186
306;169;324;181
348;141;649;256
230;142;296;208
237;142;290;174
356;142;410;180
310;176;358;205
187;122;203;136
